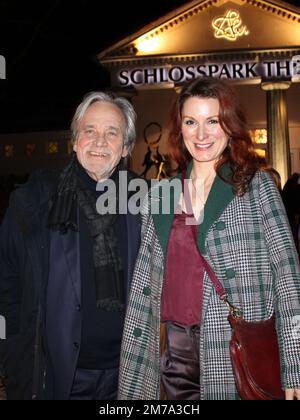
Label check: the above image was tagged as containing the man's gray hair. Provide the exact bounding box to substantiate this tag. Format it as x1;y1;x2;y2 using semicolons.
71;91;136;154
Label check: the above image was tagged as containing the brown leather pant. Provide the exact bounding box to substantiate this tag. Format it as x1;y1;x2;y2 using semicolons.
160;322;200;400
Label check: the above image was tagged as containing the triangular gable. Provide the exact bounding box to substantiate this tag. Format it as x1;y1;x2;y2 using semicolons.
98;0;300;64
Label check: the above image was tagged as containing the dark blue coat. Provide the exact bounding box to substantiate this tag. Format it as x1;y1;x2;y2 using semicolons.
0;168;141;400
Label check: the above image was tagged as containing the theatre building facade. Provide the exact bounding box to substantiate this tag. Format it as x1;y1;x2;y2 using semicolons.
98;0;300;184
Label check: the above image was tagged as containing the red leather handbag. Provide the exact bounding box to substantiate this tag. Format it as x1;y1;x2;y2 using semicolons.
228;310;285;400
203;257;285;400
200;253;284;400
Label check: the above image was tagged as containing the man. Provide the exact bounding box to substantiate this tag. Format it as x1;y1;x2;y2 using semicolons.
0;92;140;400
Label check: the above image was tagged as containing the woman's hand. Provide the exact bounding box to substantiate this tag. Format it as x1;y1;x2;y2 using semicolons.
285;389;300;400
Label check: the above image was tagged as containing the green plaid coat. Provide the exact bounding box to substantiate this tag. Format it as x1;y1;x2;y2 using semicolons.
118;167;300;400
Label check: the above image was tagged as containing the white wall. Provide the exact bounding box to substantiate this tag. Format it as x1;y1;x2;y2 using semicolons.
131;88;177;178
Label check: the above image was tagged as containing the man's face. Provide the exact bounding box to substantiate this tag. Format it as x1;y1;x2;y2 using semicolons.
73;101;128;181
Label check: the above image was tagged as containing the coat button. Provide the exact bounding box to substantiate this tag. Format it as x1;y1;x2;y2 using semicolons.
143;287;151;296
76;305;81;312
73;342;79;350
225;268;236;279
216;221;225;231
133;328;142;338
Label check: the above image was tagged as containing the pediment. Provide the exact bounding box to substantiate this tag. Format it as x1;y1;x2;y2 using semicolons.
98;0;300;64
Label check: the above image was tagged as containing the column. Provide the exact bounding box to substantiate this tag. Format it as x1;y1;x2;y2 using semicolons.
261;81;291;186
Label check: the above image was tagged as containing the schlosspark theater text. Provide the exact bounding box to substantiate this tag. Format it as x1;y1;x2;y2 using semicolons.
116;58;299;87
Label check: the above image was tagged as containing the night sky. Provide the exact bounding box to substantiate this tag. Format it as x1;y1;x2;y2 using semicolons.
0;0;299;132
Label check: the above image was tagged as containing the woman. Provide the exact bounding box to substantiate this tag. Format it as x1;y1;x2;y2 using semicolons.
118;78;300;400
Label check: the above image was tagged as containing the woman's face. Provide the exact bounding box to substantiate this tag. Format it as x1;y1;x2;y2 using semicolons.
181;96;229;165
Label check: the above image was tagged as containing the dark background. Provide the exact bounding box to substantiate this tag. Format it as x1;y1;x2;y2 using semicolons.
0;0;185;133
0;0;299;133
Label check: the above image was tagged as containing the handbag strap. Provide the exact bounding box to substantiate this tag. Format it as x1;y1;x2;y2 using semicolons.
181;169;242;317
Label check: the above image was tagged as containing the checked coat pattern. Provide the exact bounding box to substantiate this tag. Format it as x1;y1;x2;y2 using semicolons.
118;167;300;400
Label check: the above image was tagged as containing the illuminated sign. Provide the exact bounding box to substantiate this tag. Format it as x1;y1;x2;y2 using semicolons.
0;55;6;79
292;55;300;76
115;59;298;87
0;315;6;339
212;10;249;41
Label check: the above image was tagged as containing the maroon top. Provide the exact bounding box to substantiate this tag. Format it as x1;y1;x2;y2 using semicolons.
161;212;204;326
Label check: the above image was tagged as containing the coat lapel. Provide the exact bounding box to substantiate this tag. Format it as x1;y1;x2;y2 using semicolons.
197;165;236;254
61;229;81;304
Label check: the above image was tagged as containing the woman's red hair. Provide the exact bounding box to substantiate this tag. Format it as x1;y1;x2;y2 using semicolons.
168;77;263;195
